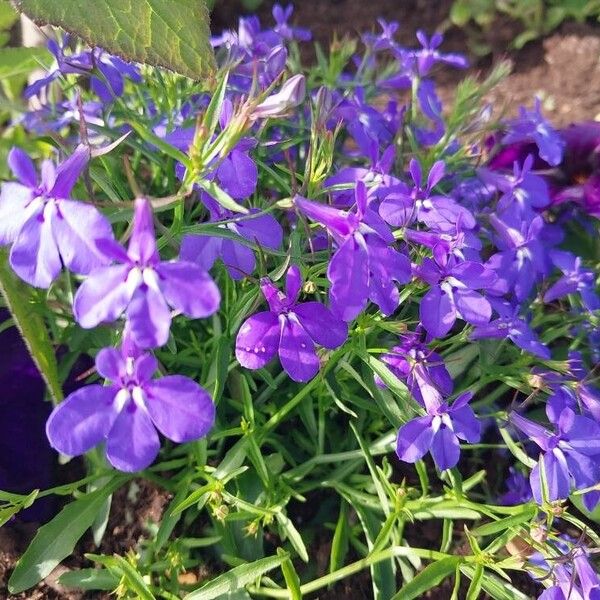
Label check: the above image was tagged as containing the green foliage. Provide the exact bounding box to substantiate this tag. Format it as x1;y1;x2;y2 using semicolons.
11;0;215;78
450;0;600;54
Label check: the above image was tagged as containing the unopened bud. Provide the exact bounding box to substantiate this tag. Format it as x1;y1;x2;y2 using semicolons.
252;74;306;119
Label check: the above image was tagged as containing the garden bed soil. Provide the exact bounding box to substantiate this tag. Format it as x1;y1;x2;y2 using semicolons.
2;1;600;598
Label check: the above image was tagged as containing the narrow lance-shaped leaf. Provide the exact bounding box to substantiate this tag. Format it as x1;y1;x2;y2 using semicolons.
0;249;62;402
11;0;215;79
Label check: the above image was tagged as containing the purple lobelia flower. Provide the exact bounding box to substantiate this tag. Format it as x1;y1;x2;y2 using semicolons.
479;154;550;219
73;198;220;349
46;339;215;472
538;547;600;600
379;159;476;232
510;406;600;508
0;145;114;288
414;255;496;339
486;213;553;302
180;193;282;280
500;467;533;505
236;265;347;382
543;250;600;312
272;4;311;42
252;74;306;120
470;298;551;359
88;48;142;102
396;391;481;471
362;18;400;53
409;30;468;76
502;99;565;167
376;330;453;407
295;181;411;321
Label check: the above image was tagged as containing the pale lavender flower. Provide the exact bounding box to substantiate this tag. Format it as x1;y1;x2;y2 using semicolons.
73;198;220;349
0;146;113;287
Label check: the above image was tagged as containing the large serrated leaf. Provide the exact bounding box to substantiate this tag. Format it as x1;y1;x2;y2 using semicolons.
11;0;215;79
0;249;62;402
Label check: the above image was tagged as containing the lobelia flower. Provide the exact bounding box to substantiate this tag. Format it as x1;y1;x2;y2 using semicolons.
272;4;311;42
235;265;347;382
409;30;468;76
73;198;220;349
251;74;306;119
502;98;565;167
414;254;496;339
500;467;533;505
379;159;476;232
376;330;453;407
0;145;114;287
486;213;553;301
510;406;600;509
538;547;600;600
478;154;550;219
362;18;400;53
295;181;412;321
470;298;551;359
46;339;215;472
180;193;282;280
543;250;600;311
396;391;481;471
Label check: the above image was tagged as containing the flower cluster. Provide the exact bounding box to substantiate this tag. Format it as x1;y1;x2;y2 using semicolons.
2;4;600;597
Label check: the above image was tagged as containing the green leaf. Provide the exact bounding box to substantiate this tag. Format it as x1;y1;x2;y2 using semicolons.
196;178;249;214
8;477;126;593
392;557;461;600
275;511;309;563
184;552;289;600
11;0;215;78
278;548;302;600
58;568;119;591
0;47;50;79
86;554;155;600
0;249;62;402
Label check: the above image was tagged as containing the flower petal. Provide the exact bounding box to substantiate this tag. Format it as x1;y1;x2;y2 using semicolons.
105;404;160;472
180;234;222;272
10;204;61;288
52;199;113;275
420;286;455;338
396;416;434;463
46;385;117;456
293;302;348;349
126;285;172;349
278;316;320;382
454;289;491;326
95;348;125;381
156;261;221;318
145;376;215;442
0;183;36;245
430;426;460;470
73;264;133;328
8;147;37;187
236;311;280;370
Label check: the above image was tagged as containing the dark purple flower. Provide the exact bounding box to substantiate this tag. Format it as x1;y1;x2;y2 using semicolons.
379;159;476;232
46;341;215;472
235;265;347;382
486;213;553;301
362;18;400;53
510;407;600;507
414;255;496;339
410;30;468;76
500;467;533;505
180;194;282;280
89;48;142;102
479;154;550;219
470;299;550;359
296;181;411;321
544;250;600;311
396;391;481;471
376;330;453;406
272;4;311;42
0;146;113;288
538;547;600;600
73;198;220;349
502;99;564;167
